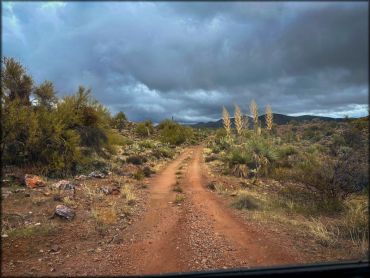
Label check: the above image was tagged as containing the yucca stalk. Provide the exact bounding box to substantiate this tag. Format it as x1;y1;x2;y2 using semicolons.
265;105;273;131
234;105;244;136
222;106;231;138
250;100;258;132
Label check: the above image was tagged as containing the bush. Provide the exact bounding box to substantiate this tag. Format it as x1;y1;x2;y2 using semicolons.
152;146;175;159
136;121;154;137
133;169;145;180
111;111;127;131
158;120;194;145
231;192;260;210
126;156;147;165
143;166;153;177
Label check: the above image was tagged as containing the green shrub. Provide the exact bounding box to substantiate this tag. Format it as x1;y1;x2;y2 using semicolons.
133;169;144;180
136;121;154;137
152;146;175;159
111;111;127;131
158;120;194;145
126;156;147;165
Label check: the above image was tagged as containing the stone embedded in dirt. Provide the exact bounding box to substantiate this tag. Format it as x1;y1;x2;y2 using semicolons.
75;175;88;180
99;185;120;195
52;180;76;190
49;244;61;253
54;205;75;221
88;171;106;179
24;174;46;188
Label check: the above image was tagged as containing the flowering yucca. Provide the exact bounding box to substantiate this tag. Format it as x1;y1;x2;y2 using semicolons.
250;100;258;131
265;105;273;131
222;106;231;137
234;105;244;136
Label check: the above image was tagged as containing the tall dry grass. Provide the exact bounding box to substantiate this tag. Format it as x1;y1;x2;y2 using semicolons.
265;105;273;131
222;106;231;137
234;105;244;136
250;100;258;132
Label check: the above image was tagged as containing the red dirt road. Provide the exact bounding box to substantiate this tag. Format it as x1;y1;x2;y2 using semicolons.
120;146;305;274
2;146;306;276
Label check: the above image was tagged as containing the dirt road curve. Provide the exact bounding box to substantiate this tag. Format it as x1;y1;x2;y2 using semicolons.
119;146;304;275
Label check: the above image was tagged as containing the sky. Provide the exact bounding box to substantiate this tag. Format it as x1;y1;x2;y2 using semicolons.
2;1;369;123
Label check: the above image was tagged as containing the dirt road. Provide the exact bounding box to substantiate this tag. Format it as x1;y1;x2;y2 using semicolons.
118;146;305;274
2;146;305;276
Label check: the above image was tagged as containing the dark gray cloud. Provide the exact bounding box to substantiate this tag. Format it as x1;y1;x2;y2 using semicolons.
2;1;368;122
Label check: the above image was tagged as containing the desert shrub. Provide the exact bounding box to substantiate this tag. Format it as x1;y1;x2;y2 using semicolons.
133;169;145;180
1;58;116;177
174;194;185;203
341;199;369;242
107;131;126;146
329;134;346;155
92;205;118;225
231;192;260;210
307;218;339;247
158;120;194;145
152;146;175;159
111;111;127;131
121;185;136;205
142;166;153;177
138;140;155;149
205;154;218;162
126;155;147;165
342;126;363;148
136;121;154;137
278;148;368;202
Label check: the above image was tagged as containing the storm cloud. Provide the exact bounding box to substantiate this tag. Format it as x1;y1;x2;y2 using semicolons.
2;1;368;122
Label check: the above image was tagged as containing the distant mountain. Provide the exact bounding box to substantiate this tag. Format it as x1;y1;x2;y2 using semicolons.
187;113;346;128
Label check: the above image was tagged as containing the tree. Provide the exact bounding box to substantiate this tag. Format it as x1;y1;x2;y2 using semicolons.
1;57;33;105
34;81;57;109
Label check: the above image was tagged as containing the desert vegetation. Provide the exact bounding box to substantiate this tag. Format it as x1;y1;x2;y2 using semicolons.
205;101;369;258
1;57;368;275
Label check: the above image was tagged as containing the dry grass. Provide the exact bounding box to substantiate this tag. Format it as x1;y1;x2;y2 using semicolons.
63;196;77;208
121;184;136;205
250;100;258;130
222;106;231;137
265;105;273;131
234;105;244;136
91;203;118;225
307;218;339;247
6;223;57;238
